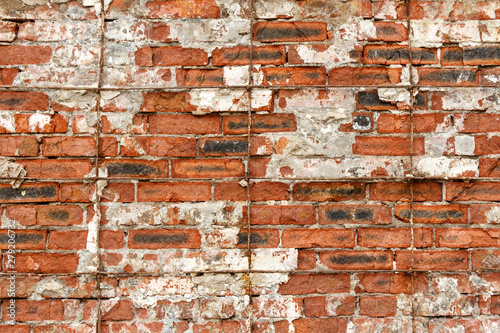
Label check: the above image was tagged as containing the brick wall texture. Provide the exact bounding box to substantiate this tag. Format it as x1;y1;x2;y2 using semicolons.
0;0;500;332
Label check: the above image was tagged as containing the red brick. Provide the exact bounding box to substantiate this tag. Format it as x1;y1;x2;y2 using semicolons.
0;183;59;203
278;274;350;294
0;91;49;111
21;159;92;178
436;228;500;248
34;325;95;333
353;136;424;156
476;138;500;157
150;115;221;134
101;300;134;321
129;229;201;249
135;46;208;66
100;230;125;249
363;45;437;65
472;250;500;270
377;113;450;133
2;300;66;321
395;204;467;224
0;136;38;156
417;68;478;86
320;251;393;270
0;325;29;333
223;114;297;134
101;159;169;178
0;45;52;65
36;206;83;226
396;250;469;270
319;204;392;225
370;182;442;202
214;181;246;201
282;229;355;248
259;67;327;86
470;204;500;224
7;253;79;273
446;182;500;201
142;92;195;112
304;296;355;317
0;230;46;250
0;68;19;85
176;68;225;87
137;182;211;202
101;182;135;202
146;0;220;18
60;183;94;202
212;46;286;66
238;229;279;248
355;272;412;294
171;159;245;178
292;318;347;333
455;114;500;133
253;21;327;42
293;182;366;202
250;205;315;225
250;181;289;201
0;20;17;41
297;250;316;270
199;137;247;156
481;67;500;86
48;230;87;249
328;67;402;85
360;296;397;317
15;113;68;133
42;137;95;156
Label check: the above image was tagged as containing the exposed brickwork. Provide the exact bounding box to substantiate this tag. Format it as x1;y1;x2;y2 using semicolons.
0;0;499;332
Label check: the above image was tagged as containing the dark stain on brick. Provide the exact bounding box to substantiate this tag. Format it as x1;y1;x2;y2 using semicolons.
132;233;188;244
411;49;436;62
353;115;371;128
376;26;399;36
107;163;159;176
354;209;373;221
0;98;27;107
203;140;248;153
47;209;70;221
227;119;248;130
255;27;323;41
325;209;350;221
329;254;388;265
442;48;463;63
238;231;268;245
253;120;293;130
187;165;228;172
464;46;499;62
225;50;284;61
0;233;44;244
355;73;389;81
296;185;364;198
304;71;321;79
400;209;464;220
415;93;426;108
421;69;476;83
357;91;393;109
265;73;290;82
0;186;57;200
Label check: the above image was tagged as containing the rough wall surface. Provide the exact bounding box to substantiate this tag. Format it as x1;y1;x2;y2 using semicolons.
0;0;499;332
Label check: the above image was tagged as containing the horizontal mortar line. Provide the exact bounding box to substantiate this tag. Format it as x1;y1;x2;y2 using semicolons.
2;176;500;182
0;84;497;91
2;269;499;277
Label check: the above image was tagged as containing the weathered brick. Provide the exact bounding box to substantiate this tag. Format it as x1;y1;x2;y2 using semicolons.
253;21;327;42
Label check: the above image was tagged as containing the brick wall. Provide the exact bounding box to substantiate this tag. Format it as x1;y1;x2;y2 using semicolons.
0;0;499;332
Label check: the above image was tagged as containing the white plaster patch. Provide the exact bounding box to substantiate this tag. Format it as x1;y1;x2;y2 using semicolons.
486;206;500;223
223;66;249;86
251;249;298;271
415;157;478;178
0;112;15;133
189;89;249;112
377;88;411;107
0;158;27;188
28;113;51;132
454;135;475;156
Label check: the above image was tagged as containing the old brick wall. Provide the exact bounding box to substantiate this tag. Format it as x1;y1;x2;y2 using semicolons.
0;0;499;332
